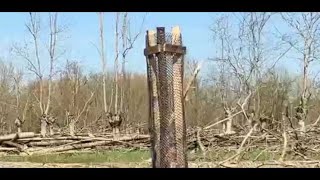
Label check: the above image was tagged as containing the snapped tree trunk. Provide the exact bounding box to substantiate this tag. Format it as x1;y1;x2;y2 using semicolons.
69;120;75;137
49;125;54;136
40;116;47;137
223;107;235;135
15;117;23;133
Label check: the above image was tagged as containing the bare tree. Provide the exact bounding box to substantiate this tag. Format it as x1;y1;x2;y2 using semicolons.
13;12;46;135
12;68;30;133
45;13;59;115
14;12;64;137
210;13;283;131
114;12;120;115
14;13;43;114
281;12;320;135
98;12;108;114
119;12;146;123
68;91;95;136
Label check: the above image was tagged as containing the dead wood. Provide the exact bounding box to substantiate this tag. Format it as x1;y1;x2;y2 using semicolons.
0;147;19;152
28;140;75;146
2;141;27;152
28;135;150;154
0;132;35;142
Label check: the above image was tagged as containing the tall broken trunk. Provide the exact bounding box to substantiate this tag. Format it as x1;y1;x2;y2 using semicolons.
69;120;75;137
114;13;120;115
106;112;122;139
296;96;307;136
223;107;235;134
299;52;310;136
40;114;47;137
67;113;76;137
120;12;128;114
48;115;56;136
98;12;108;113
15;117;23;133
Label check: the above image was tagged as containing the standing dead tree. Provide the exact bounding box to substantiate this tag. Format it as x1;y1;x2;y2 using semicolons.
13;12;63;137
68;91;95;137
281;12;320;135
114;12;120;116
105;13;147;136
62;60;96;136
98;12;108;114
12;69;30;133
145;26;187;168
209;13;289;132
13;13;44;135
119;12;146;125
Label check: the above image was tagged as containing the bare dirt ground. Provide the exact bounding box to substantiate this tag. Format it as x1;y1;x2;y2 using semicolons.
1;161;320;168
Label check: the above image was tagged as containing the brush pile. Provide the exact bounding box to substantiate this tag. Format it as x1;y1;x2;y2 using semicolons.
1;122;320;161
0;132;150;155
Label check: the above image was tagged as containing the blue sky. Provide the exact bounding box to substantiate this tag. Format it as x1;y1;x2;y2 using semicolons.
0;12;214;75
0;12;314;80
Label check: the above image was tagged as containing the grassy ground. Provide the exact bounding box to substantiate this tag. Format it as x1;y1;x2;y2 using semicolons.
0;150;150;164
1;148;319;165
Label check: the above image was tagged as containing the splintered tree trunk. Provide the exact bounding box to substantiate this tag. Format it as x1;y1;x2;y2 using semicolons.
17;127;21;133
224;108;235;135
114;13;120;115
98;12;108;113
112;127;120;140
222;122;226;133
115;127;120;134
40;119;47;137
261;121;267;130
69;120;75;137
226;118;233;134
300;58;308;136
15;118;22;133
120;12;128;113
298;100;306;136
49;124;54;136
299;120;306;135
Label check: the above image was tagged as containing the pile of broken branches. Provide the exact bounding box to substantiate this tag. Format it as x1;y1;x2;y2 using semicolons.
0;132;150;155
187;121;320;163
2;121;320;164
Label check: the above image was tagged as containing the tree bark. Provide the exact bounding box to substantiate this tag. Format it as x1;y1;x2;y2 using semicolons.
98;12;108;113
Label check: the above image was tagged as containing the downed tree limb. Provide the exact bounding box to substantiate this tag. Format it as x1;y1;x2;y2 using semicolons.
0;132;35;142
28;140;75;147
310;114;320;127
183;61;202;100
29;135;150;154
203;111;243;130
0;147;19;152
218;124;257;165
279;131;288;162
196;127;206;154
2;141;27;152
17;135;135;142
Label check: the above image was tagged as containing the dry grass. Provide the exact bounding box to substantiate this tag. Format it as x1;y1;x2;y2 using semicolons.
2;149;320;168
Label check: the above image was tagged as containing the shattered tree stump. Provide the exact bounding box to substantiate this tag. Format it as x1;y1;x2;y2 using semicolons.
145;26;187;168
